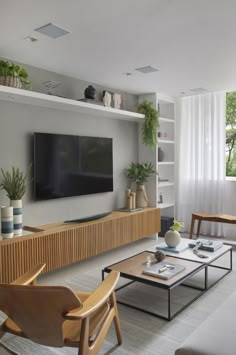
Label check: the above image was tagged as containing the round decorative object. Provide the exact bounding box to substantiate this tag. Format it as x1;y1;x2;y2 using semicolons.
158;147;165;162
136;184;148;208
164;230;181;248
155;250;166;262
0;76;22;89
84;85;96;100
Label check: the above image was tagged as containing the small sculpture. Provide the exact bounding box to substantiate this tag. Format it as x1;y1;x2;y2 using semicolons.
113;93;122;109
155;250;166;262
103;91;111;107
84;85;96;100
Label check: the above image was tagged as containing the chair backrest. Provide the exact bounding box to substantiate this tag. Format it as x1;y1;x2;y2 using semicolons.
0;284;82;347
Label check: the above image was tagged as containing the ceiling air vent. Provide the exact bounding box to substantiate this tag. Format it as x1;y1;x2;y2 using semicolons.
34;23;70;39
135;66;159;74
190;88;208;93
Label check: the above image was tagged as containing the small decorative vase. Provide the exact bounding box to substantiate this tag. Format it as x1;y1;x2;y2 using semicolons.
164;230;181;248
1;206;14;238
103;91;111;107
10;200;23;235
158;147;165;162
84;85;96;100
136;184;148;208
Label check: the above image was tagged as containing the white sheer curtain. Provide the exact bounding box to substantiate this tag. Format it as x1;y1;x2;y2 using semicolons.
175;92;226;237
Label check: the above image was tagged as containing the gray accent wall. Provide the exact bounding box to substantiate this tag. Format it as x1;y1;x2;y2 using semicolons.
0;64;139;226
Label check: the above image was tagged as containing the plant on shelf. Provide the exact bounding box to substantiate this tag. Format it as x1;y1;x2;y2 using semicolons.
126;162;158;208
165;219;184;248
0;60;31;89
137;100;159;149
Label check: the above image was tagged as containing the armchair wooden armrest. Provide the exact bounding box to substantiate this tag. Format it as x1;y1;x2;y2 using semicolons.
11;263;46;285
65;270;120;320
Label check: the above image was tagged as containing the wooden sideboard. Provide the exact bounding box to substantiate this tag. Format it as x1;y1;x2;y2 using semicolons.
0;208;160;283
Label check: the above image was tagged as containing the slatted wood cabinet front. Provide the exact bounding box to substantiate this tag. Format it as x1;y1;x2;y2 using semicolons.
0;208;160;283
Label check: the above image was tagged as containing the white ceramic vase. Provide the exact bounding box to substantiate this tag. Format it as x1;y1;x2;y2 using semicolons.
136;184;148;208
164;230;181;248
10;199;23;235
1;206;14;238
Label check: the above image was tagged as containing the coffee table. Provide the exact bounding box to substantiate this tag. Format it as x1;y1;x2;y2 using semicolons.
102;242;232;321
102;252;207;320
148;238;232;290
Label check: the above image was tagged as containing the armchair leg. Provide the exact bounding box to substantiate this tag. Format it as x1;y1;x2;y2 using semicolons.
110;292;122;345
79;318;90;355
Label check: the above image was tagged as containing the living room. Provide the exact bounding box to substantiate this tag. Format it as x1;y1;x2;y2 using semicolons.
0;1;236;354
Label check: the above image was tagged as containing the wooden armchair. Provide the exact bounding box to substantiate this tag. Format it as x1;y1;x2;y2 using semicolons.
0;264;122;355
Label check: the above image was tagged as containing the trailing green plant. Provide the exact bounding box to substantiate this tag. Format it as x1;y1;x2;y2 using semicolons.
0;166;31;200
137;100;159;149
126;162;157;185
170;220;184;232
0;60;31;88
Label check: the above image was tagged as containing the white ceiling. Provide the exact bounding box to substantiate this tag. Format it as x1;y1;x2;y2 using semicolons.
1;0;236;97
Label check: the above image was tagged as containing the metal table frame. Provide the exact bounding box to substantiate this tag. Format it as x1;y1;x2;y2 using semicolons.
102;247;232;321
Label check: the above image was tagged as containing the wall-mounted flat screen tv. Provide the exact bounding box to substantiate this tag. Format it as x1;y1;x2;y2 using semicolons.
34;133;113;201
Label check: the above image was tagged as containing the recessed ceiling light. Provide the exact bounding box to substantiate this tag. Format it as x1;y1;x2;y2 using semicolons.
190;88;208;93
135;66;159;74
24;36;38;42
122;72;132;76
34;23;70;39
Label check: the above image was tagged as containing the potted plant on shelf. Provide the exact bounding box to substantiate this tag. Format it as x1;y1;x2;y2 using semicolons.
0;166;31;235
126;162;158;208
137;100;159;149
164;220;184;248
0;60;31;89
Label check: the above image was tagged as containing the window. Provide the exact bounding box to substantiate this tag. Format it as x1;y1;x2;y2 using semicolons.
226;92;236;177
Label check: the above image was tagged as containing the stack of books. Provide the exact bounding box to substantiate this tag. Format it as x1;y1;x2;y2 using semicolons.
143;261;186;280
188;239;223;252
156;242;188;254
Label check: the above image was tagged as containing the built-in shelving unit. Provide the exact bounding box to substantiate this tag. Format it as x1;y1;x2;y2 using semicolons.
158;99;175;218
138;93;175;223
158;139;174;144
158;161;175;165
0;85;145;122
159;202;175;209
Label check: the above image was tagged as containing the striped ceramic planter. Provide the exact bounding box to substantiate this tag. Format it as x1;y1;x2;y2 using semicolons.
1;206;14;238
10;200;23;235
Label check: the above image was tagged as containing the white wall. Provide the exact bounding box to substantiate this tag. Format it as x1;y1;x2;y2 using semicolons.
0;64;139;227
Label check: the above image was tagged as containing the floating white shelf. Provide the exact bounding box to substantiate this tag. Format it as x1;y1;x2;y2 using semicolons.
159;117;174;123
158;202;175;209
0;85;145;122
158;182;174;187
158;139;174;144
158;162;175;165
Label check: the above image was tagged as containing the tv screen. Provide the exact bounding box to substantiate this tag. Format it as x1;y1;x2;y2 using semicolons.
34;133;113;201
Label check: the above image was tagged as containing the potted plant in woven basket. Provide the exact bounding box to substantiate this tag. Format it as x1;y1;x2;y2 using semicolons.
126;162;158;208
0;60;30;89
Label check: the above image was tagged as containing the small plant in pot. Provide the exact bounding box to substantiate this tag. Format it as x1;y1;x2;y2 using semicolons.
0;166;31;235
0;60;31;89
126;162;158;208
137;100;159;149
165;220;184;248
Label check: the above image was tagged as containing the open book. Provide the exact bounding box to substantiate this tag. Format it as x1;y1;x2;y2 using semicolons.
143;261;186;280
